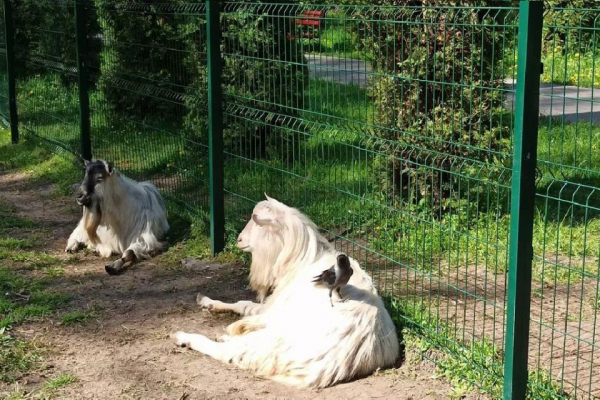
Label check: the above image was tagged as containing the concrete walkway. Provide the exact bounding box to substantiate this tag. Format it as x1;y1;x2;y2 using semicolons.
306;53;600;124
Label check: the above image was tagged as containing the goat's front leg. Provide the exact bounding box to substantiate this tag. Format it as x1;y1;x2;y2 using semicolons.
65;219;87;253
105;249;136;275
196;293;264;316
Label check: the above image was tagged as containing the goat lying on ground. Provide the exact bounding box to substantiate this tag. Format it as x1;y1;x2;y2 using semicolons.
171;195;399;388
65;159;169;275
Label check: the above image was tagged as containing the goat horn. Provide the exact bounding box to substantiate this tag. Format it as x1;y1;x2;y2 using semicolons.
252;213;275;227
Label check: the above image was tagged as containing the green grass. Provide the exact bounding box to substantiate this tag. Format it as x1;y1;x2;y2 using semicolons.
305;78;374;132
0;128;82;196
43;267;65;278
0;238;36;250
0;201;35;231
2;373;78;399
5;73;597;279
541;50;600;88
304;29;371;61
42;373;77;391
387;298;569;399
17;74;80;155
538;117;600;178
60;310;98;326
0;202;64;270
507;49;599;88
0;334;43;384
157;230;248;271
0;268;73;329
0;159;74;385
302;15;373;61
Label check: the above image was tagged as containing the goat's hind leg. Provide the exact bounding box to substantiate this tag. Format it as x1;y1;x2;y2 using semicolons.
197;293;263;316
171;331;229;361
105;240;150;275
105;249;136;275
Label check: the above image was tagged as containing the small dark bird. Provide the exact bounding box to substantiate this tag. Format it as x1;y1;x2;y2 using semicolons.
312;253;354;307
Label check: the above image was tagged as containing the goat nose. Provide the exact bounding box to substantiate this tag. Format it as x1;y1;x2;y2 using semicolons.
237;236;242;242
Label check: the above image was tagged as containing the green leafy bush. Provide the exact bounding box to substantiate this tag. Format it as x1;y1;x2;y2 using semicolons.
94;0;308;158
13;0;101;86
356;1;513;208
182;1;309;158
543;1;598;54
95;0;188;117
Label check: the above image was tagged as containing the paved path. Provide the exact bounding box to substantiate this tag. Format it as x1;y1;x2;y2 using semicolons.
505;79;600;124
307;54;600;124
307;54;372;88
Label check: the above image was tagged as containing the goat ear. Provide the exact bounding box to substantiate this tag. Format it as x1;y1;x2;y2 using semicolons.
103;161;114;175
84;159;90;167
252;213;276;227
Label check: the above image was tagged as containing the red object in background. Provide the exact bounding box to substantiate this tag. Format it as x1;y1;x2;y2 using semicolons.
289;10;324;40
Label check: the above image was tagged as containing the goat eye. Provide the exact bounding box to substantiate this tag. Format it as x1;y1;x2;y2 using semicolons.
95;178;102;184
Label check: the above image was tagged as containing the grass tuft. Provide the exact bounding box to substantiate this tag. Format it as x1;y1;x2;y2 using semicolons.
60;304;103;326
386;297;569;399
0;334;43;383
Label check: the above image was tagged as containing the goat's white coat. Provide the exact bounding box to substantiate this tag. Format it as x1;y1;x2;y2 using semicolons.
173;196;399;388
66;170;169;260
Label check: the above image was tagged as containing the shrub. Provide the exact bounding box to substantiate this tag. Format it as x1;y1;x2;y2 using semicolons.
12;0;101;86
95;0;308;158
543;1;599;54
182;1;309;158
95;0;189;117
355;1;512;208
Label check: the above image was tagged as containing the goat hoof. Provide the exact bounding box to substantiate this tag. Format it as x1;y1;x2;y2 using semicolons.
105;264;121;275
196;293;213;310
170;331;189;347
217;335;232;343
65;242;83;253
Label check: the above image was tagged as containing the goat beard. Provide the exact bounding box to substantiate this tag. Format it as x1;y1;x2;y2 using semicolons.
83;201;102;245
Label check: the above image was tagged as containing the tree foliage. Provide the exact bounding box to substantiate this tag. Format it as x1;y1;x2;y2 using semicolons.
12;0;101;86
358;1;513;206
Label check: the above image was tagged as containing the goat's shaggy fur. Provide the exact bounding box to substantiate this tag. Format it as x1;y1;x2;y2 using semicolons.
172;195;399;388
65;160;169;274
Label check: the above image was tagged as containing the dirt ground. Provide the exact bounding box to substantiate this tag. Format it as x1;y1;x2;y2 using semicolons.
0;170;489;399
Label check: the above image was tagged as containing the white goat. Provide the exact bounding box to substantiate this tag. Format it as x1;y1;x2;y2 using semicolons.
65;159;169;275
171;195;399;388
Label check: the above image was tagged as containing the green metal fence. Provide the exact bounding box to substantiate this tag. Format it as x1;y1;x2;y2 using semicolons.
530;5;600;399
1;1;599;398
0;3;8;124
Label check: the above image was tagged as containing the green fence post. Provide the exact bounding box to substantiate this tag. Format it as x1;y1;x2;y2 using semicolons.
206;0;225;255
503;2;544;399
74;0;92;161
3;0;18;144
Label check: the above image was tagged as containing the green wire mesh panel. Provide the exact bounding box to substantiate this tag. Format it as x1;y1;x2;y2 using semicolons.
12;0;81;154
3;1;598;397
527;4;600;399
221;2;519;394
0;4;8;123
88;1;209;213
